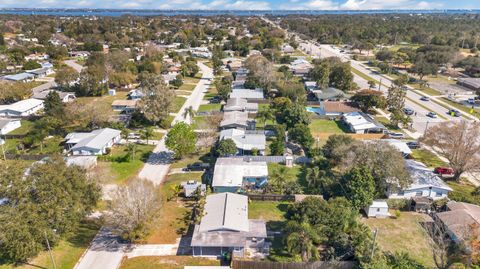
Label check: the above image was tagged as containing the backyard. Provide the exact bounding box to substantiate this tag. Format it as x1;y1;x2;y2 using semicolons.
119;256;220;269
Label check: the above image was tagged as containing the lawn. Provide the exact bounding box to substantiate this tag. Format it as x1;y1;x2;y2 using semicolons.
120;256;220;269
7;120;33;135
309;119;347;135
145;172;202;244
169;149;212;170
178;83;196;92
410;149;447;168
447;180;480;206
4;135;64;155
362;212;435;268
96;144;154;184
171;96;187;113
409;83;443;96
249;201;289;222
0;220;100;269
197;103;222;113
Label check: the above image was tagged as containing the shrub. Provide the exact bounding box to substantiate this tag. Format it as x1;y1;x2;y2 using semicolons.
387;199;410;211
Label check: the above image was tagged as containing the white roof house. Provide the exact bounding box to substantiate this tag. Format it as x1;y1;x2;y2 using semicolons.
0;99;44;117
0;118;21;135
191;192;267;257
220;129;266;155
212;158;268;193
65;128;121;156
365;139;412;155
224;98;258;113
342;112;385;134
220;111;255;130
230;88;264;100
387;160;453;200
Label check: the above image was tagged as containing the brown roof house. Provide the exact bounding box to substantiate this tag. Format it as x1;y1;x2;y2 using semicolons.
435;201;480;244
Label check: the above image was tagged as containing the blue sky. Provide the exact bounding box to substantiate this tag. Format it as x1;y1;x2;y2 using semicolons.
0;0;477;10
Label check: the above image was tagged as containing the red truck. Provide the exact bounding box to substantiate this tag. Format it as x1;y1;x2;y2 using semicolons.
434;167;455;176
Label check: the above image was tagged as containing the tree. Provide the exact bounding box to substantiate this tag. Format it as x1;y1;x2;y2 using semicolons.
305;166;333;196
181;61;199;77
288;124;314;150
256;107;274;127
106;179;161;241
322;134;354;167
269;125;286;156
411;58;438;80
309;61;330;89
216;138;237;157
387;86;409;127
330;62;354;92
22;60;41;70
421;121;480;181
44;91;64;117
245;55;275;90
351;90;387;112
141;127;154;144
267;166;295;194
285;221;321;262
281;103;311;130
55;65;79;89
165;122;197;159
342;166;376;209
215;80;232;101
126;143;137;161
138;73;175;125
76;65;108;96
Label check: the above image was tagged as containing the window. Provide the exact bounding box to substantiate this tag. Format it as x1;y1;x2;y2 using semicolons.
416;191;423;196
436;191;443;197
377;208;380;212
397;190;405;196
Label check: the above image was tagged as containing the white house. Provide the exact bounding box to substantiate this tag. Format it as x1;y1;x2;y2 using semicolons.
26;67;54;78
191;193;267;258
212;158;268;193
223;98;258;113
0;118;21;135
364;200;390;218
387;160;453;200
2;72;35;82
0;99;44;117
219;129;266;156
65;128;121;156
230;88;264;101
341;111;386;134
33;90;76;103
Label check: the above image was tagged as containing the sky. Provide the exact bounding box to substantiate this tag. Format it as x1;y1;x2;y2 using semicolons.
0;0;477;10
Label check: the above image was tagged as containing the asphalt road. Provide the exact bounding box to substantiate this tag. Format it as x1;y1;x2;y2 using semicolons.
64;59;84;73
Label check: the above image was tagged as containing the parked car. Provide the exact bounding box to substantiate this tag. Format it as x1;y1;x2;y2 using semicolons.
420;96;430;101
387;132;405;139
427;112;437;118
406;141;420;149
209;96;221;103
403;107;414;115
185;162;211;171
127;133;141;139
448;109;461;117
434;167;455;176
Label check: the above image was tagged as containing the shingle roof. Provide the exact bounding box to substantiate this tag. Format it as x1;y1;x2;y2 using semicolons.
220;129;266;151
230;88;264;100
3;72;34;81
224;98;258;112
65;128;121;152
405;160;453;191
436;201;480;242
220;111;249;128
199;193;249;233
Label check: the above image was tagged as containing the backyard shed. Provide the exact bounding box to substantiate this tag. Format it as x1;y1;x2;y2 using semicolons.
364;200;389;218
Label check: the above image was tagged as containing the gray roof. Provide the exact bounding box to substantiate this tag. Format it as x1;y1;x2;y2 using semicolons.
0;98;44;113
212;157;268;188
2;72;34;81
33;90;75;100
458;78;480;89
315;87;346;100
0;118;19;129
436;201;480;242
65;128;121;152
224;98;258;112
220;129;266;151
220;111;249;128
230;88;264;100
405;160;453;192
26;67;51;75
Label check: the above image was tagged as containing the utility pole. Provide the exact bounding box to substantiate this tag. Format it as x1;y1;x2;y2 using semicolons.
370;228;379;262
424;121;430;135
44;231;58;269
0;135;6;161
378;78;383;92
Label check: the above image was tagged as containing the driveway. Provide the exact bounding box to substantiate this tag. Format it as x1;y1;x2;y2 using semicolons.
64;59;84;73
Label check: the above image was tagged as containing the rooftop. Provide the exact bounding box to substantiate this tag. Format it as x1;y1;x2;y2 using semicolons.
436;201;480;242
220;111;249;128
342;111;384;131
65;128;121;151
212;157;268;188
405;160;453;192
220;129;266;151
230;88;264;100
0;98;43;113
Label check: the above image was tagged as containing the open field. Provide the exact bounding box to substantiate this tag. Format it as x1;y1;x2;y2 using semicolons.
362;212;435;268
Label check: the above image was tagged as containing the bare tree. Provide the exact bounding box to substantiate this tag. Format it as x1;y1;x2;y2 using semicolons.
245;55;276;89
138;73;175;125
106;179;161;241
421;121;480;181
423;222;454;269
196;112;221;150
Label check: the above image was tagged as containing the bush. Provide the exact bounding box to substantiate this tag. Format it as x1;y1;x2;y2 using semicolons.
387;199;410;211
394;210;401;219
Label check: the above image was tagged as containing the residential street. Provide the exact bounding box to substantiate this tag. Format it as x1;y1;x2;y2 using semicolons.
64;59;85;73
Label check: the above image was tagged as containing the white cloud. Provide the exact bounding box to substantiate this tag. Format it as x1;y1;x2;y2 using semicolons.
280;0;338;10
340;0;444;10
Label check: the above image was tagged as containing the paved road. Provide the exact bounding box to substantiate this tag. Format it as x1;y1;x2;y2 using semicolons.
138;62;213;184
64;59;84;73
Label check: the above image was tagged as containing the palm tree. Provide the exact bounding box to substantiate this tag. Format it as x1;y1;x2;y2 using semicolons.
141;127;154;144
126;143;137;161
306;166;323;189
256;107;274;128
183;106;196;120
285;221;320;262
269;166;294;194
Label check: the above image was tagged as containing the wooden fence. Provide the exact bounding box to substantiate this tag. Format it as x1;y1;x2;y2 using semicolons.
231;260;355;269
247;194;296;202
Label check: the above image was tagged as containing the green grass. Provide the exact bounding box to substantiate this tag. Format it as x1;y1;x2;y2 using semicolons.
0;220;100;269
249;201;289;221
267;163;302;184
439;97;480;119
447;180;480;206
169;149;212;169
120;256;220;269
363;212;435;268
178;83;196;92
410;83;443;96
309;119;347;134
7;120;33;135
410;149;447;168
406;97;448;120
197;103;222;112
171;96;187;113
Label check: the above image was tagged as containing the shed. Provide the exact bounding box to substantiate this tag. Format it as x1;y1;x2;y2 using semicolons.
364;200;389;218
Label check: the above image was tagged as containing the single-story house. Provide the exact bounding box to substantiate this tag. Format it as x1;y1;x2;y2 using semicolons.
191;192;267;257
386;160;453;200
341;111;386;134
229;88;264;101
381;139;412;156
111;100;138;114
0;118;21;135
128;89;145;100
26;67;54;78
65;128;121;156
290;58;313;77
220;111;256;130
0;99;44;117
2;72;35;82
219;129;266;156
282;44;295;54
224;98;258;113
181;180;206;198
364;200;390;218
304;81;318;92
212;157;268;193
33;90;76;103
434;201;480;244
307;101;359;116
314;87;347;101
457;78;480;92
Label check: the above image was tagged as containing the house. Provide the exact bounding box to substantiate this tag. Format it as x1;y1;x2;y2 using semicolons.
128;89;145;100
381;139;412;156
0;118;21;135
290;58;313;76
457;78;480;92
181;180;206;198
434;201;480;244
341;111;386;134
191;192;267;257
0;99;44;117
69;51;90;59
282;43;295;54
364;200;390;218
230;88;264;101
314;87;347;101
386;160;453;200
224;98;258;113
33;90;76;103
219;129;266;156
64;128;121;156
26;67;54;78
212;157;268;193
111;100;138;114
220;111;255;130
307;102;359;116
2;72;35;82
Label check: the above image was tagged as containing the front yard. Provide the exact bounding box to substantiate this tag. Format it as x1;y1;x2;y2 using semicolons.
411;149;447;168
362;212;435;268
120;256;220;269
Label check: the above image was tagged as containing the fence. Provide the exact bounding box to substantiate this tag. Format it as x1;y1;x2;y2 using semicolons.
231;260;355;269
237;156;311;164
247;194;295;202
